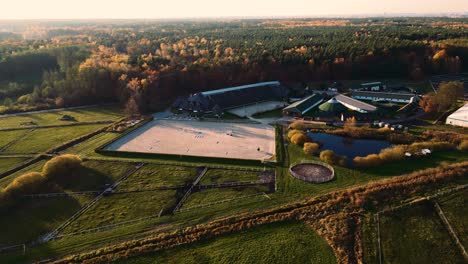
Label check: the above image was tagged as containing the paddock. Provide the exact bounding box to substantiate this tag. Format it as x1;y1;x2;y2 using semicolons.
105;119;276;161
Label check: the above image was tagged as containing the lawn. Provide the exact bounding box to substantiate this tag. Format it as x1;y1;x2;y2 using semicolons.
182;185;270;209
200;168;265;185
61;190;178;234
0;105;123;129
116;163;198;191
0;194;94;245
118;221;336;264
2;124;105;153
62;132;121;156
0;129;31;151
0;156;29;174
437;189;468;248
379;201;465;264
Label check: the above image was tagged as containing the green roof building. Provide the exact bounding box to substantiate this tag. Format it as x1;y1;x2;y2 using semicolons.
318;98;348;113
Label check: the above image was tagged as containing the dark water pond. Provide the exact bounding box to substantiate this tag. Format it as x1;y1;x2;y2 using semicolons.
308;132;392;159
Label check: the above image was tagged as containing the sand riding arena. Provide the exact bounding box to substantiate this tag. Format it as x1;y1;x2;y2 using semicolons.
105;119;276;161
289;161;335;183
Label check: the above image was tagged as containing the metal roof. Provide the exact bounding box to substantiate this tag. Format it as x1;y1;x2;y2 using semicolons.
283;94;323;114
351;91;415;101
335;94;377;112
201;81;281;96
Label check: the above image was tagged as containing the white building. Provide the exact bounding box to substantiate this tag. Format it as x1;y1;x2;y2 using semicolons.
446;103;468;128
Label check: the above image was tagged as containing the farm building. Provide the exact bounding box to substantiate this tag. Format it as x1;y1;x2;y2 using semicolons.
360;82;385;91
283;94;323;116
446;103;468;128
175;81;288;115
334;94;377;113
350;91;419;104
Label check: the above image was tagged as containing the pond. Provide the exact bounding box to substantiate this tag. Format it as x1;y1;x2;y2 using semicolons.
308;132;392;160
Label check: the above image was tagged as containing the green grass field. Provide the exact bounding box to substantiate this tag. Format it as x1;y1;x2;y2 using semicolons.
0;129;32;150
1;124;106;154
183;185;270;209
200;168;264;185
118;221;336;264
62;132;121;156
437;189;468;249
116;163;198;191
62;190;177;234
0;105;123;129
0;156;30;174
380;201;465;264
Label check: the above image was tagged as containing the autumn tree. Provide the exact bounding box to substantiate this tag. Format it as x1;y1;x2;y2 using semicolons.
435;82;464;111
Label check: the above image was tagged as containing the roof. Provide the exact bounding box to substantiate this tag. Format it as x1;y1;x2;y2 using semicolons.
201;81;281;96
319;98;348;113
335;94;377;112
283;94;323;114
447;103;468;122
361;82;382;86
351;91;416;101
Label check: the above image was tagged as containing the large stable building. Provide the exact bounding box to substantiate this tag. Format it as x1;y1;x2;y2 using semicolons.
350;91;418;104
175;81;288;115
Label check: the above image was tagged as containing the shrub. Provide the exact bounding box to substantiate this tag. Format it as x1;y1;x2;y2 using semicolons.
378;145;406;162
353;154;383;167
42;154;82;180
291;133;309;146
287;129;304;139
459;140;468;151
407;141;454;153
1;172;46;200
320;150;347;166
289;121;306;130
303;142;320;155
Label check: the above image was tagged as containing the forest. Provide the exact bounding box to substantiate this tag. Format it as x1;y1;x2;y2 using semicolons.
0;17;467;113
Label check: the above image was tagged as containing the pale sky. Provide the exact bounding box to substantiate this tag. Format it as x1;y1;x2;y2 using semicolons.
1;0;467;19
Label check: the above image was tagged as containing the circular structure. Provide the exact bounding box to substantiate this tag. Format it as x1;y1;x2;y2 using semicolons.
290;161;335;183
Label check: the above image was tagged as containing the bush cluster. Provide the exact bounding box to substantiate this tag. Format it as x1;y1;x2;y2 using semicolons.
0;155;82;207
320;150;347;166
353;141;455;167
303;142;320;155
459;140;468;151
287;129;310;146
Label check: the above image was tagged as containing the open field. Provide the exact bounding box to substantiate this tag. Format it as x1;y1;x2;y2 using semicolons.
437;189;468;248
200;168;267;185
62;190;177;234
0;124;106;154
0;156;30;174
182;185;270;209
0;105;123;129
226;101;286;118
116;163;198;190
62;132;121;156
379;201;465;264
105;119;275;161
118;221;336;264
